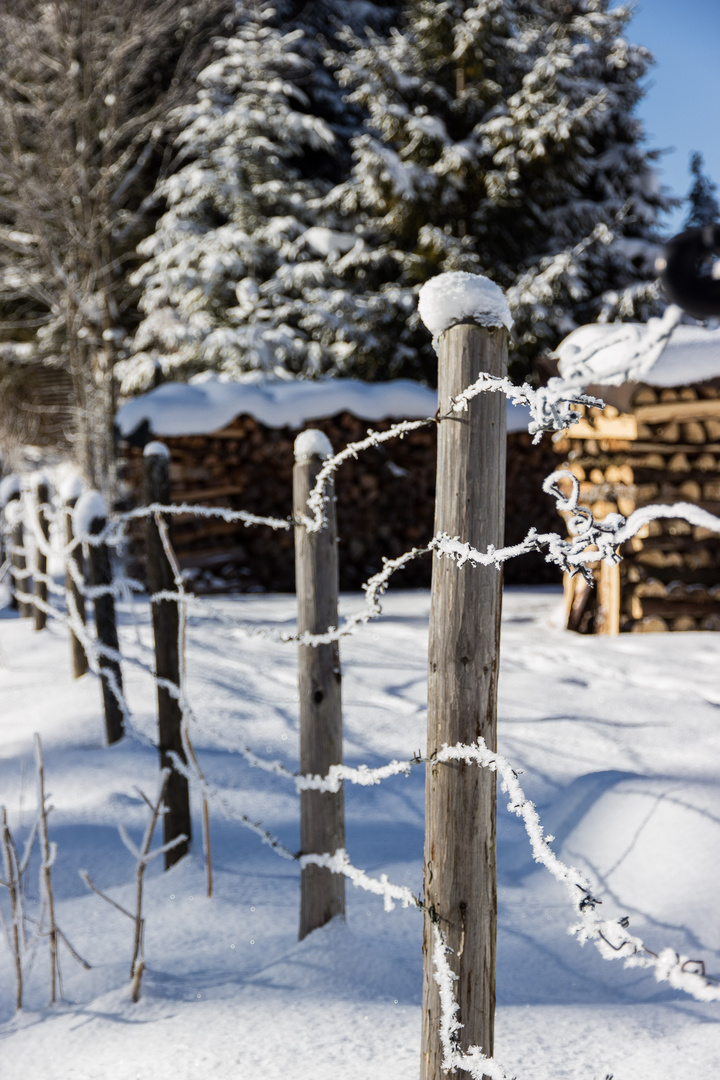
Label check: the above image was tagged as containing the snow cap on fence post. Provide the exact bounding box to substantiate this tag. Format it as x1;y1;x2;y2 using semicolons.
294;429;334;462
143;440;171;460
72;490;107;541
418;270;513;351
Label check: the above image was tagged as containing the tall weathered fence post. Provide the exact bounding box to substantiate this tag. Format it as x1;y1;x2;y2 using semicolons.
33;475;51;632
143;442;191;868
420;294;508;1078
293;430;346;940
74;492;125;745
64;481;89;679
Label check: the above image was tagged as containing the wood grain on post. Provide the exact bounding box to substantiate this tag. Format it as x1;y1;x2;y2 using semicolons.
33;480;50;632
421;321;507;1080
65;496;89;678
86;511;125;745
293;432;345;940
143;443;191;868
596;559;621;635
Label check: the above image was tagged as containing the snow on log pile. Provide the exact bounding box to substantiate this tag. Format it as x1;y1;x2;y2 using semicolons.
115;376;561;592
553;319;720;633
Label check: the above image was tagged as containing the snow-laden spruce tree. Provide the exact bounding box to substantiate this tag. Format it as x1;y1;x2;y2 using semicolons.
125;0;672;390
324;0;674;381
120;1;395;393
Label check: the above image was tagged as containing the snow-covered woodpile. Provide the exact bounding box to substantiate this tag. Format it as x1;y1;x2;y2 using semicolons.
553;321;720;633
116;377;561;593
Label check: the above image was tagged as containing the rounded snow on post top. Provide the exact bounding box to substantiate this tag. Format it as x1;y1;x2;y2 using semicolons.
417;271;513;339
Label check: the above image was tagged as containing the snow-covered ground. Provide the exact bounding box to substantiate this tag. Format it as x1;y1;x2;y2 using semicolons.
0;584;719;1080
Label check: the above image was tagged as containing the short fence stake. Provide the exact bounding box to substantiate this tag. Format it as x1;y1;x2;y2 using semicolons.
7;495;32;617
143;443;191;868
65;494;89;678
84;502;124;745
421;320;507;1079
33;478;50;632
293;431;346;940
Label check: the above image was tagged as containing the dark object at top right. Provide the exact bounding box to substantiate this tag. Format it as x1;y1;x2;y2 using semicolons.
657;224;720;319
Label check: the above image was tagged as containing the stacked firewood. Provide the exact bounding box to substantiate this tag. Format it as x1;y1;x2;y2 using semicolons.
554;380;720;632
119;412;437;593
118;412;564;594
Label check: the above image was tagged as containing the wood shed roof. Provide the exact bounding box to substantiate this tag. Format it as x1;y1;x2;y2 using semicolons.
556;318;720;391
115;375;533;444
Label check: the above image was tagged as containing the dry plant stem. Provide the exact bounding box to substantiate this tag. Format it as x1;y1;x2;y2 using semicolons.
155;514;213;893
130;774;169;983
0;806;23;1010
35;734;58;1004
80;769;185;1002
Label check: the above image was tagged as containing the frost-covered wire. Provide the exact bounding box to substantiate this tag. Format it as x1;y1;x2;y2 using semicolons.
433;469;720;584
147;543;429;648
449;371;602;444
299;849;419;912
301;419;434;532
432;923;512;1080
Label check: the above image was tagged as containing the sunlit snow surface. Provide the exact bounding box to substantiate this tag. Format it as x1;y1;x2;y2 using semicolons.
0;585;719;1079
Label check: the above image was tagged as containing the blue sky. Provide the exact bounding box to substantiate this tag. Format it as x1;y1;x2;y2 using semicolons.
628;0;720;235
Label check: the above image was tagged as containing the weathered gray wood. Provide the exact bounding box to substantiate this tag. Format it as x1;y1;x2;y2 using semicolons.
143;445;191;869
65;497;89;678
421;322;507;1080
87;514;124;745
34;481;50;632
293;441;345;940
10;510;33;618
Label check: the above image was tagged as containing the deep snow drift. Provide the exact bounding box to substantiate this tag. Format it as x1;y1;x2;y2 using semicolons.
0;585;718;1080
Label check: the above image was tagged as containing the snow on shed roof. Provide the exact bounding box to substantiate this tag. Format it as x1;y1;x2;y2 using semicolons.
556;316;720;389
116;374;533;439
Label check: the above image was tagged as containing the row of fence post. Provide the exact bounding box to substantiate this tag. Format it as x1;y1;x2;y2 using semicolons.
1;316;506;1080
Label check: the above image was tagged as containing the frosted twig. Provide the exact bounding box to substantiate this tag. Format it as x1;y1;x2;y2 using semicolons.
81;769;186;1002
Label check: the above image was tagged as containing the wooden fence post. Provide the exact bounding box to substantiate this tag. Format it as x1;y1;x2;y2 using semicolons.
421;321;507;1080
33;476;51;632
7;495;33;618
75;492;125;745
64;486;89;678
143;442;191;868
293;430;346;940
